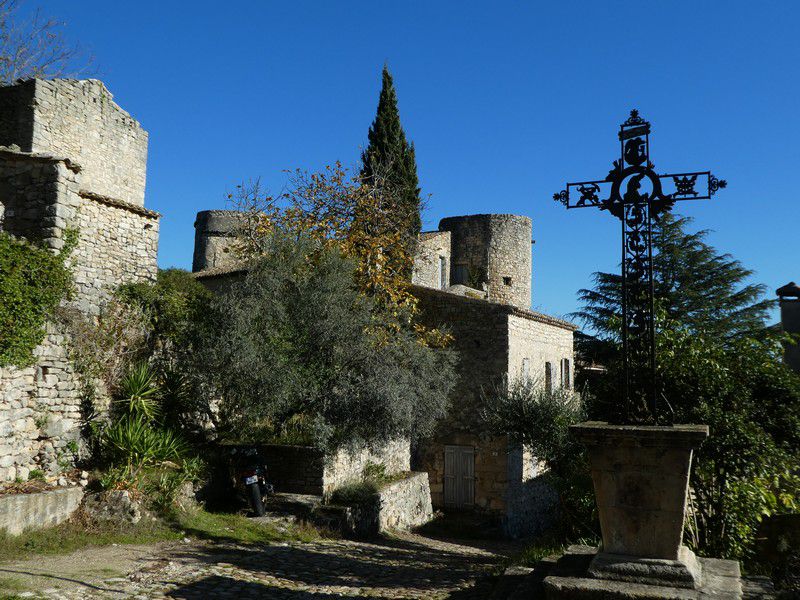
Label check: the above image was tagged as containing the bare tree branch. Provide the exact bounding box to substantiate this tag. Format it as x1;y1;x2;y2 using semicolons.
0;0;93;85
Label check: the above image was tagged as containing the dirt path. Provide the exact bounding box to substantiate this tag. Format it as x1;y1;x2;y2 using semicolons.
0;532;511;599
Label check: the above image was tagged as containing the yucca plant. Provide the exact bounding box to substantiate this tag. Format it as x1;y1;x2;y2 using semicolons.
116;362;160;420
103;415;187;465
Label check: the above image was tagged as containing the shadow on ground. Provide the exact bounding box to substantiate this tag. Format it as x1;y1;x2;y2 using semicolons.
160;532;502;598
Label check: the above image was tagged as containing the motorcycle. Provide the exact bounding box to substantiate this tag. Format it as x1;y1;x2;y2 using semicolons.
229;446;274;516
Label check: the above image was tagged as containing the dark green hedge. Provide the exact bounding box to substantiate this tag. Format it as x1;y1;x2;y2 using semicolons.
0;231;76;367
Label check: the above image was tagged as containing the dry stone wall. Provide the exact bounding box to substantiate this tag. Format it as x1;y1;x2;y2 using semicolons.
0;486;84;535
323;439;411;497
0;79;158;482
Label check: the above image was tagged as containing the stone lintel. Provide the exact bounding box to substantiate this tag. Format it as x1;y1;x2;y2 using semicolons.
570;421;709;449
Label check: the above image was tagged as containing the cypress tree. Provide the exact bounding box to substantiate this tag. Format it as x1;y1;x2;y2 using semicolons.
360;65;422;239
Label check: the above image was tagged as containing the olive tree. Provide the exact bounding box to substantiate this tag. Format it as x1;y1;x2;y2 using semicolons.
184;234;455;450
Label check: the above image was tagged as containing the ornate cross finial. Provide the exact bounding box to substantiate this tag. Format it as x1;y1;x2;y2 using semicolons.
553;112;726;423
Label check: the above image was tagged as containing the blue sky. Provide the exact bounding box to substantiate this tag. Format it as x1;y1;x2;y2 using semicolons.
28;1;799;323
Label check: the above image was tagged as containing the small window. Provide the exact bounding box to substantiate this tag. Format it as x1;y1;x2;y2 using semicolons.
453;264;468;285
503;276;512;286
560;358;572;389
439;256;447;289
522;358;530;380
545;362;553;392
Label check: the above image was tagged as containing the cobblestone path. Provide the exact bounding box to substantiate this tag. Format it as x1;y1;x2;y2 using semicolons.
2;532;507;599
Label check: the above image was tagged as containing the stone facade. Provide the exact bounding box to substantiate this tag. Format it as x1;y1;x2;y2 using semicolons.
411;283;575;536
0;79;148;206
0;79;158;482
411;230;451;290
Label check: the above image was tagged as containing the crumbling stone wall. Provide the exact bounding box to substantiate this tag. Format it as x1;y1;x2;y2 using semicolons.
411;230;451;290
0;79;158;482
0;79;148;206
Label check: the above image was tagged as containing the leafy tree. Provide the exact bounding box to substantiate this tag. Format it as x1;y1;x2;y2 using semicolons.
574;213;774;342
231;165;449;346
0;0;91;84
360;65;422;253
117;268;212;354
184;233;456;450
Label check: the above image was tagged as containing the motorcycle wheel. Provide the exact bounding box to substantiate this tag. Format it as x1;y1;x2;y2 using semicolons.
247;482;265;516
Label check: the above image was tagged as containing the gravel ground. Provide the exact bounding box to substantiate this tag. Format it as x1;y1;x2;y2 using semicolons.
0;531;509;599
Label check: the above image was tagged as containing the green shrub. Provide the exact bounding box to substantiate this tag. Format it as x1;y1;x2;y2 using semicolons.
0;231;76;367
115;361;160;420
482;378;597;540
102;415;187;470
329;481;379;506
28;469;45;481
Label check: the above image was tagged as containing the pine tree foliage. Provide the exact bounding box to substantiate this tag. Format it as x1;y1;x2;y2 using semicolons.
573;213;775;341
360;65;422;243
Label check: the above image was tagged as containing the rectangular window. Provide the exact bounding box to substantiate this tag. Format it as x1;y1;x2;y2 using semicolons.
453;264;468;285
439;256;447;289
561;358;572;389
545;362;553;392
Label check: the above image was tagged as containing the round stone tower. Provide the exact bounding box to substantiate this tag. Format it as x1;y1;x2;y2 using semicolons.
192;210;244;272
438;214;532;310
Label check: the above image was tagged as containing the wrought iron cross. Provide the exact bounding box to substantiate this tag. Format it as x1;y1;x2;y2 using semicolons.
554;110;726;422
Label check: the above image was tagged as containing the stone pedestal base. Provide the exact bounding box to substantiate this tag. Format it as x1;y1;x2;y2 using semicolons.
587;546;703;589
543;546;743;599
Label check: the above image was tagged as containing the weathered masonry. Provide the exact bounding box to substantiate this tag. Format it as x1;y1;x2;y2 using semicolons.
0;79;159;482
411;214;576;537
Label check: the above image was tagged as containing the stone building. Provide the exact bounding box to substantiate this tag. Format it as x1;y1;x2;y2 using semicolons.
778;281;800;373
192;209;575;536
0;79;159;481
411;214;575;537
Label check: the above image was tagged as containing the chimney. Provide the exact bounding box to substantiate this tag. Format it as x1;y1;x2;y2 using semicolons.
777;281;800;373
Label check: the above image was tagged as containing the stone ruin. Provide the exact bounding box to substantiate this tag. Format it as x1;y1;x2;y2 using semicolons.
0;78;159;481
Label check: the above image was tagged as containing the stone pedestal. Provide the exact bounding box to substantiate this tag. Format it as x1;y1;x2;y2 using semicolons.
543;422;743;598
543;545;743;599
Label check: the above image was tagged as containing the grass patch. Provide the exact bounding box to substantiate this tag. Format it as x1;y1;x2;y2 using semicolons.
0;507;326;564
174;508;322;544
0;515;181;563
0;576;27;593
513;537;567;566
